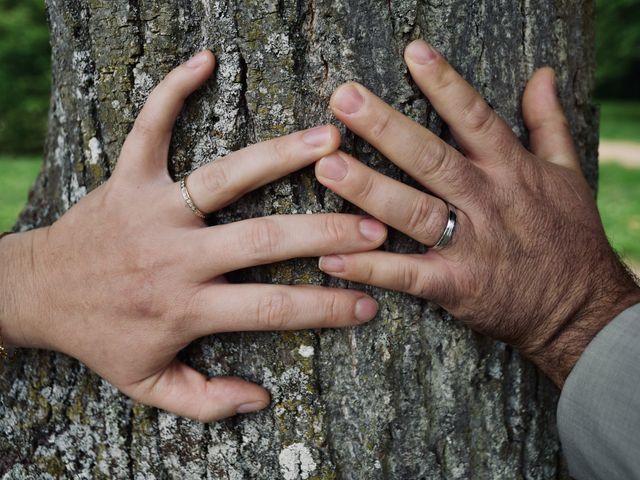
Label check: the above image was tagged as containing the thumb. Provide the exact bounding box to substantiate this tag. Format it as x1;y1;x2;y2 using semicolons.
117;50;216;179
127;359;270;422
522;67;580;171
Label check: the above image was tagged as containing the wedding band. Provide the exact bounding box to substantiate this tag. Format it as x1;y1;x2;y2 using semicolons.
432;202;457;249
179;176;207;219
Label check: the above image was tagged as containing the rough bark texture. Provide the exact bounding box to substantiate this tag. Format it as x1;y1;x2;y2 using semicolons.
1;0;597;478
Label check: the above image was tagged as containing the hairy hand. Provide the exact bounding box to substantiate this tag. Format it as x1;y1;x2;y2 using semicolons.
315;40;640;386
0;51;384;421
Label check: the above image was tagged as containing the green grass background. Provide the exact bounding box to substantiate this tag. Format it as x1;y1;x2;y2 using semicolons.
1;101;639;266
0;155;40;230
598;163;640;264
599;101;640;142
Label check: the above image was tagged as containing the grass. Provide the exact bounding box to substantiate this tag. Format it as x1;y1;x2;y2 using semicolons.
0;156;42;231
599;101;640;142
598;162;640;264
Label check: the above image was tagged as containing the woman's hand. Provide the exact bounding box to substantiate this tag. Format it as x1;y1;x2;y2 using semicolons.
0;51;384;422
315;41;640;387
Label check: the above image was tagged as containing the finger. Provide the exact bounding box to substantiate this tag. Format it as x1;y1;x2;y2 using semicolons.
192;213;386;278
522;68;580;170
329;82;480;204
129;359;270;422
318;250;451;303
404;40;522;163
179;125;341;216
188;284;379;337
118;51;216;177
315;151;449;247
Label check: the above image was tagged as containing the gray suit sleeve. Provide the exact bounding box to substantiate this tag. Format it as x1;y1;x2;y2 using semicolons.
557;303;640;479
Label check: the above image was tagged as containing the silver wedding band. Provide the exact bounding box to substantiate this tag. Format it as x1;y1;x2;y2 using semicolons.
179;176;207;219
432;202;457;250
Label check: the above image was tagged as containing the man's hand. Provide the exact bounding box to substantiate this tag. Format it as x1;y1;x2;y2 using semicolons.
315;40;640;387
0;51;384;422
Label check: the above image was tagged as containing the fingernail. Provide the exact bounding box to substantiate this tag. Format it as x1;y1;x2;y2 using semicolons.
236;400;267;414
405;40;438;65
186;51;208;68
359;218;386;242
355;297;378;323
303;126;332;147
317;154;348;181
333;84;364;114
319;255;345;273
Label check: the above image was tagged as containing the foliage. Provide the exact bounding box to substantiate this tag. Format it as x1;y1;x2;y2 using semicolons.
0;0;51;154
0;156;41;230
0;1;638;155
596;0;640;99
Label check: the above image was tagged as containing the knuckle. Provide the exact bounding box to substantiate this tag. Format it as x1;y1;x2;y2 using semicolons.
256;292;291;330
433;68;457;94
398;262;420;294
176;289;202;328
162;70;182;91
122;271;165;320
201;160;231;197
324;214;348;243
132;115;156;139
413;276;432;299
399;262;432;299
100;180;126;207
126;290;156;319
407;195;441;243
460;97;496;135
324;293;342;325
370;110;393;140
354;173;376;203
195;400;210;423
411;139;449;180
558;117;571;132
362;261;376;285
271;136;292;163
249;218;282;258
162;292;197;340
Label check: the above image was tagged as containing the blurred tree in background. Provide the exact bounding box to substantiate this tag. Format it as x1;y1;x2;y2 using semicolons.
596;0;640;99
0;0;50;155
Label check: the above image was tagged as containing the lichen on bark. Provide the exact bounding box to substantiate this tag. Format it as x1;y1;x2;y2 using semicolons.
1;0;596;478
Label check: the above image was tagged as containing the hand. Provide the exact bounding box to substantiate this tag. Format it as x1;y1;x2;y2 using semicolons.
0;51;385;421
315;40;640;387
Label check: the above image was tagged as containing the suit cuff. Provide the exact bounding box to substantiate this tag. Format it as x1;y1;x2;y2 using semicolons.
557;303;640;479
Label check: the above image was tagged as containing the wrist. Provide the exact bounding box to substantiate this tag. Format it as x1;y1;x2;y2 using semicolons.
528;261;640;388
0;228;50;349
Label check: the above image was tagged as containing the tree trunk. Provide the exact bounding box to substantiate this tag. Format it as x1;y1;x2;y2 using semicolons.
1;0;597;478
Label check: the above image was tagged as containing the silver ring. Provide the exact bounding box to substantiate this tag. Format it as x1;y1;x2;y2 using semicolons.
432;202;457;249
179;176;207;219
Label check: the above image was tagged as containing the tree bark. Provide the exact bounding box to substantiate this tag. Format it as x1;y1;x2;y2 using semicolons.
1;0;597;478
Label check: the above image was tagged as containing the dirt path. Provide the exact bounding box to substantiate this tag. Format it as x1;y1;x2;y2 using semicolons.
599;140;640;168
